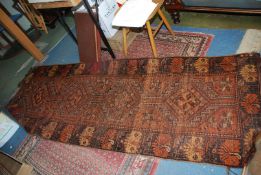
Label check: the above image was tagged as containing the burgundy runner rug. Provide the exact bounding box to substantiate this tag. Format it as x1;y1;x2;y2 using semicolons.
14;136;158;175
8;53;261;167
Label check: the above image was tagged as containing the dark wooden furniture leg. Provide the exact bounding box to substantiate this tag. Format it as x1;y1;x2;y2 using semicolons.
172;11;180;24
164;0;182;23
164;0;261;23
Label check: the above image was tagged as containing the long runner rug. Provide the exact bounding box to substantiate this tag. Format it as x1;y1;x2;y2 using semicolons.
8;53;261;167
14;135;158;175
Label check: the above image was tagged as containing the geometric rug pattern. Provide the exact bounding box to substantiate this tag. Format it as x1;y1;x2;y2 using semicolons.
101;30;213;59
14;136;158;175
8;53;261;167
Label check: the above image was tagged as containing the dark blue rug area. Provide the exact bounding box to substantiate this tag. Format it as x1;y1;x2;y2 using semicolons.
42;26;245;66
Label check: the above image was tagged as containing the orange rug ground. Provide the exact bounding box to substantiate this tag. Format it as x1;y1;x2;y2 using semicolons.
8;53;261;167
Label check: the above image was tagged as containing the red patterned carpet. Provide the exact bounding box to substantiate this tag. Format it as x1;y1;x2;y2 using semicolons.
15;136;158;175
8;53;261;167
101;30;213;59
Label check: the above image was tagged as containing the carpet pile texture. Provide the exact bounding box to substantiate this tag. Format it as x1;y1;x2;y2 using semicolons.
14;136;158;175
101;30;213;59
8;53;261;167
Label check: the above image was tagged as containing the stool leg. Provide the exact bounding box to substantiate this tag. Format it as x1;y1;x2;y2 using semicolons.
146;21;157;58
158;9;175;36
122;28;128;56
153;20;164;38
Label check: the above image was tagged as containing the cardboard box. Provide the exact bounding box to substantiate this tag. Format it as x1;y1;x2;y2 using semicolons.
75;12;101;66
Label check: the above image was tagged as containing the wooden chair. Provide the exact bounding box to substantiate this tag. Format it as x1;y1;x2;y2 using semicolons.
16;0;48;33
0;7;44;60
0;14;22;48
122;0;174;57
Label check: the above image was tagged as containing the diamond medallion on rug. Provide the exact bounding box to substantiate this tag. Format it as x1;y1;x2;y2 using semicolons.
8;53;261;167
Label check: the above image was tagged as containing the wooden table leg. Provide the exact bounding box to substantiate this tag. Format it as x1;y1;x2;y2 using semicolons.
0;8;44;61
146;21;157;58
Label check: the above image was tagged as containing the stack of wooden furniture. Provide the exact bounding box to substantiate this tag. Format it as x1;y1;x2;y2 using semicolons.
17;0;48;33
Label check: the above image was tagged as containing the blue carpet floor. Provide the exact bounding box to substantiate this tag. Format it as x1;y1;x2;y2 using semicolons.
156;159;242;175
42;30;79;65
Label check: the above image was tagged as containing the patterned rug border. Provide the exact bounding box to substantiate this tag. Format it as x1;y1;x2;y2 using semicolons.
9;52;261;167
36;52;259;67
161;30;214;57
24;52;261;80
14;135;159;175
